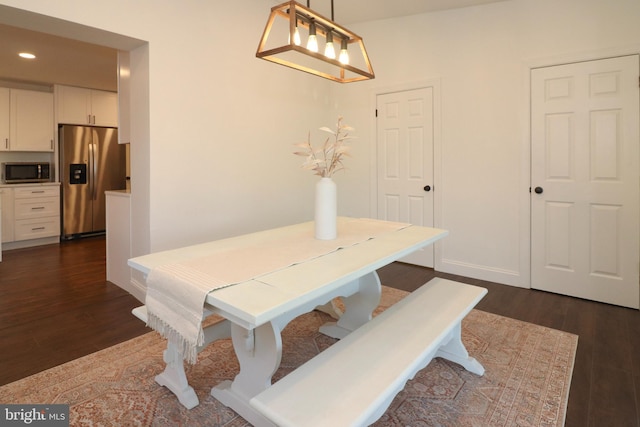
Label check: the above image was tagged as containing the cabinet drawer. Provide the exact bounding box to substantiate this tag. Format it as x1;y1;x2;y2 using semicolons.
14;186;59;199
15;197;59;220
14;216;60;241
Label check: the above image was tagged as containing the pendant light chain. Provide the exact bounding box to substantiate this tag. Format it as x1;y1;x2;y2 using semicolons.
307;0;335;22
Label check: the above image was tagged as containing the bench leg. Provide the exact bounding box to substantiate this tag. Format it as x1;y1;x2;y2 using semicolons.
155;341;200;409
435;323;485;376
319;271;381;339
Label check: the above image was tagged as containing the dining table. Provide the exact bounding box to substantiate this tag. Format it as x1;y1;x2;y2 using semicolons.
128;217;448;426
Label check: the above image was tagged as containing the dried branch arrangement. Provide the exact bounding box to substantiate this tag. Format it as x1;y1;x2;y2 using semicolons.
294;116;355;178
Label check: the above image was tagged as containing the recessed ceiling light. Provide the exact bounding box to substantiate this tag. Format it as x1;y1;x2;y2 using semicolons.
18;52;36;59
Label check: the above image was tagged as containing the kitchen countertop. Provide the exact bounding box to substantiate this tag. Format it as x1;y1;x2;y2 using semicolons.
105;189;131;197
0;182;61;188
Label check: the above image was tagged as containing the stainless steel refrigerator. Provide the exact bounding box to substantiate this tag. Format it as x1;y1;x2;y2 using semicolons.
59;125;126;239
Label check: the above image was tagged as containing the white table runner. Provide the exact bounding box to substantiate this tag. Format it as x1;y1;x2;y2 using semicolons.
145;218;409;363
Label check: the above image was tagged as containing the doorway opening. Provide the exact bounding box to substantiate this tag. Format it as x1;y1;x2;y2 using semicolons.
0;4;151;286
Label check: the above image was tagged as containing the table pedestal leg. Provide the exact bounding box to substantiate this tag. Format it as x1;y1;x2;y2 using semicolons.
211;322;280;427
319;271;382;339
314;299;343;319
155;341;200;409
153;318;230;409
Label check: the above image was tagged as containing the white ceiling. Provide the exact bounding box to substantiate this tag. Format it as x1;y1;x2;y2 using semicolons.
0;0;507;91
0;23;118;91
299;0;509;24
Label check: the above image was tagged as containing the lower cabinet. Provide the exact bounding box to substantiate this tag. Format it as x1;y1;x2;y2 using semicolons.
14;216;59;241
1;184;60;248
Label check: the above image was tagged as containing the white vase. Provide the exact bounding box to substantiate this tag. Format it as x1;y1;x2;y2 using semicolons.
315;177;337;240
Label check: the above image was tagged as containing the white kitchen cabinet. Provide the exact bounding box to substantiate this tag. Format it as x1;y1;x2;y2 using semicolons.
0;89;54;152
0;88;9;151
91;90;118;127
10;90;55;152
13;185;60;241
56;85;118;127
0;187;14;243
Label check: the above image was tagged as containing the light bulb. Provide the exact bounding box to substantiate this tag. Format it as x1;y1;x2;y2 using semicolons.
325;42;336;59
307;21;318;52
288;26;301;46
294;27;301;46
338;49;349;64
324;31;336;59
339;39;349;64
307;35;318;52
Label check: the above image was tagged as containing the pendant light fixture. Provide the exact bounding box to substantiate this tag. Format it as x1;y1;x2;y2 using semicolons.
338;38;349;64
256;0;374;83
324;30;336;59
306;20;319;52
288;21;302;45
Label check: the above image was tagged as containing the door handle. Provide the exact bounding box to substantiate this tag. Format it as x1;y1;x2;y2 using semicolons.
534;186;543;194
423;185;432;192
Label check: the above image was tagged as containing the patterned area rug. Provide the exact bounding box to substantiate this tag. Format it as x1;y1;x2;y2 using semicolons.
0;287;577;426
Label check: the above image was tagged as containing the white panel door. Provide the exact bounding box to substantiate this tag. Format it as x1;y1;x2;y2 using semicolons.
531;55;639;309
377;88;434;267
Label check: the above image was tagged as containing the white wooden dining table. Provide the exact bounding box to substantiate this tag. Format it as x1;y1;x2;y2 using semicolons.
128;217;448;426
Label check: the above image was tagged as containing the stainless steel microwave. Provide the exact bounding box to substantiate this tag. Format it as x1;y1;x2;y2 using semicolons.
2;162;51;184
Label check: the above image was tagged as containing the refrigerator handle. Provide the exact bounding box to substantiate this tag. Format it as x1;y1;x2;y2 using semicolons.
90;142;97;200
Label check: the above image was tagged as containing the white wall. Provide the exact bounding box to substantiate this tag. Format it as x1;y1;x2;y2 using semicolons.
332;0;640;287
1;0;638;291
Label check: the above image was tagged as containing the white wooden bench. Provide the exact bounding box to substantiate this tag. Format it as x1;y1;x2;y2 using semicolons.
250;278;487;427
132;306;231;409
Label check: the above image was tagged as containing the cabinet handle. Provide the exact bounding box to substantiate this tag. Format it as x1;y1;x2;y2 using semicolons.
31;206;45;210
4;138;7;149
31;227;46;231
50;139;53;150
31;190;45;194
88;114;91;124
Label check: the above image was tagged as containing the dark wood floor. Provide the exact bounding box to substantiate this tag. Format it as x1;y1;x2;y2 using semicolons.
0;237;638;427
0;237;148;386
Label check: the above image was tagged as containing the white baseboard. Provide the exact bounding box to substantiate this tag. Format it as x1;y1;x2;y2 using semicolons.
438;258;528;288
3;236;59;251
107;275;145;303
116;277;146;303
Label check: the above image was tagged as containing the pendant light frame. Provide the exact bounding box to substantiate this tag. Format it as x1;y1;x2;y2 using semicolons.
256;0;375;83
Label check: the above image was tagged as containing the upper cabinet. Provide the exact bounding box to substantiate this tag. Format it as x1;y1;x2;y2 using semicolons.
0;88;9;150
55;85;118;127
0;88;54;152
